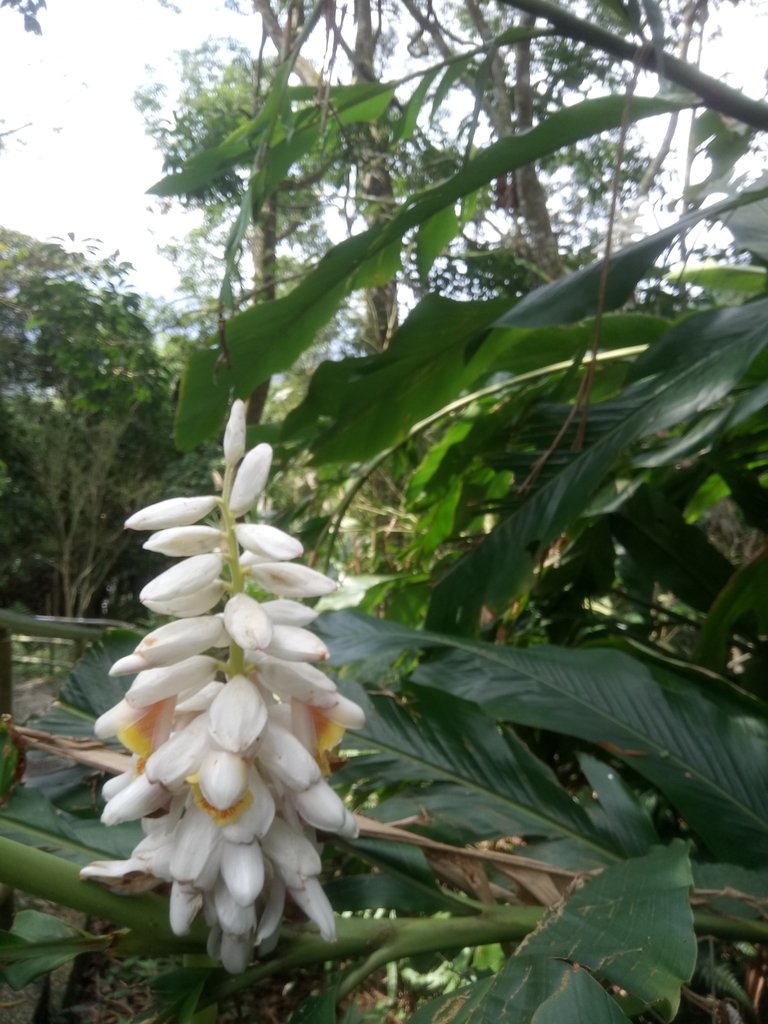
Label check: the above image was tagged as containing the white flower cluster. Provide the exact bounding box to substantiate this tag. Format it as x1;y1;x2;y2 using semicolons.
80;401;364;973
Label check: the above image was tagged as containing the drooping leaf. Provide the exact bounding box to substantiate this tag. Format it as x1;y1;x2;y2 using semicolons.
409;845;693;1022
343;680;619;866
175;93;696;448
523;843;695;1017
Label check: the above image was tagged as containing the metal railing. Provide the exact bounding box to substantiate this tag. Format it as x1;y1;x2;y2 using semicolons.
0;609;133;715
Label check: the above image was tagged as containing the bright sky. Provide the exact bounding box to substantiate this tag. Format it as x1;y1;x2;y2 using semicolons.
0;0;256;297
0;0;766;300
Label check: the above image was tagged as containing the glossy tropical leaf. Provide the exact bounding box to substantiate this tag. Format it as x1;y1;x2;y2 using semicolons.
577;753;658;858
343;679;619;866
427;296;768;632
321;610;768;865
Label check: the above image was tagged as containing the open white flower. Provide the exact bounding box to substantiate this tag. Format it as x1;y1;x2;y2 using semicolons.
82;400;365;973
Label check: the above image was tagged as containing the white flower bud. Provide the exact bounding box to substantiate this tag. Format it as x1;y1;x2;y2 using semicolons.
101;768;134;801
101;774;169;826
143;526;223;557
126;496;218;531
140;553;223;604
288;877;336;942
223;399;247;466
262;818;322;879
256;873;285;945
253;658;336;702
145;715;211;790
261;600;318;627
246;562;337;599
170;882;203;936
142;582;224;618
291;778;348;833
126;655;218;707
228;444;273;517
111;617;229;674
266;624;329;663
213;878;256;937
325;693;366;730
223;593;272;651
220;930;254;975
258;721;321;791
170;807;223;886
235;524;303;561
208;674;268;753
220;840;265;907
175;680;225;714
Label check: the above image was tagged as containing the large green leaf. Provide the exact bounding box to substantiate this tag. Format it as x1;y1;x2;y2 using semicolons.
610;484;734;612
174;93;693;448
281;308;667;465
321;611;768;866
344;680;619;866
0;786;139;863
426;296;768;632
521;843;695;1017
409;844;694;1023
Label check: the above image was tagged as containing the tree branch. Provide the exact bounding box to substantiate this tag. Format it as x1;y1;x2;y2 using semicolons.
499;0;768;131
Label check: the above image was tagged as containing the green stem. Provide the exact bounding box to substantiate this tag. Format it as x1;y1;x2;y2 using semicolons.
219;462;246;676
0;835;205;953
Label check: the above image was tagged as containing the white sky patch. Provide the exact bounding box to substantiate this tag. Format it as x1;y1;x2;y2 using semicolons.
0;0;255;296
